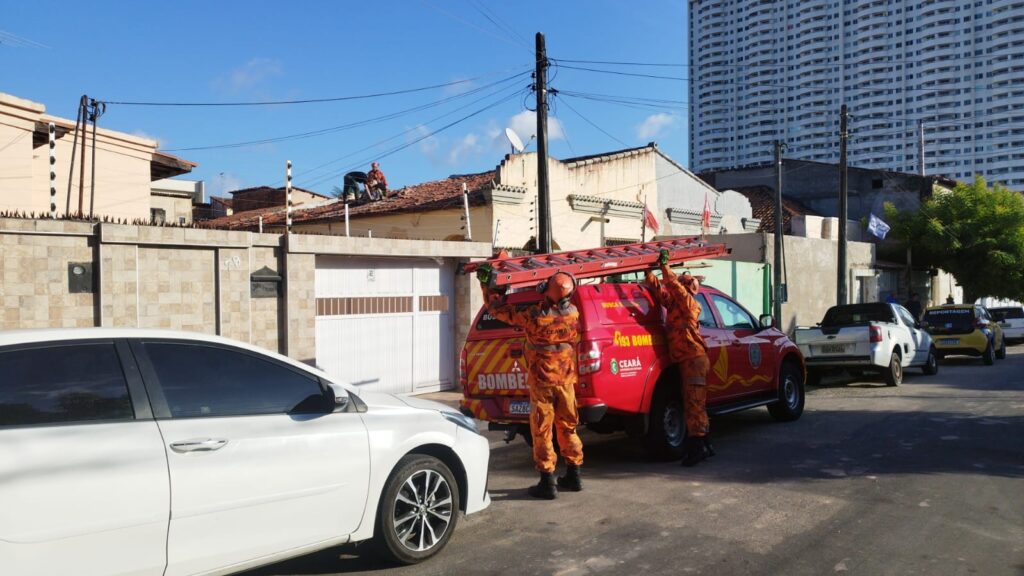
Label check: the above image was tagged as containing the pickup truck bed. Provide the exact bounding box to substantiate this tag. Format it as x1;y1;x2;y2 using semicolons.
794;302;937;386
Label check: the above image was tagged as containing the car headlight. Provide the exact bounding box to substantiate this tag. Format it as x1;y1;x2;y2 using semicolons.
442;410;480;434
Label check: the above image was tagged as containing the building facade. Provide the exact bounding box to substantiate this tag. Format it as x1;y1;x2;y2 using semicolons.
206;145;758;248
688;1;1024;189
0;92;196;221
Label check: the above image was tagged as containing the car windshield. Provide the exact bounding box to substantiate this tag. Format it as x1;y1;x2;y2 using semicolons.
990;307;1024;320
821;303;894;327
922;308;974;332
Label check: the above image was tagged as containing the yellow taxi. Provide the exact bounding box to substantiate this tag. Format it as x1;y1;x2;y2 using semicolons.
921;304;1006;365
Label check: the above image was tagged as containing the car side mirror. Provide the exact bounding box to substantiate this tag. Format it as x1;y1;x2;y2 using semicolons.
758;314;774;330
325;381;350;412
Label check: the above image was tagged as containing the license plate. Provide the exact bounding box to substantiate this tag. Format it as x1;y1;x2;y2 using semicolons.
820;343;848;354
508;400;531;415
940;338;960;345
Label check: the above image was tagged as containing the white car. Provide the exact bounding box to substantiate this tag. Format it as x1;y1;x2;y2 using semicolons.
989;306;1024;342
0;329;490;576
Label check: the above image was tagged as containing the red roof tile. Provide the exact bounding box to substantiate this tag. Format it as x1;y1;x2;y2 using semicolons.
202;170;496;231
731;186;819;233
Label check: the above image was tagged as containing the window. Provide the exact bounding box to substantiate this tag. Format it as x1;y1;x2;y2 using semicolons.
150;208;166;225
710;294;756;330
0;343;134;426
896;306;919;326
143;343;329;418
695;294;718;328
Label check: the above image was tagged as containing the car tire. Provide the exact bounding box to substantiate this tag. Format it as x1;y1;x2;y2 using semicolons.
643;383;686;460
768;360;805;422
996;337;1007;360
921;346;939;375
983;342;995;365
806;368;823;387
884;351;902;386
375;454;460;565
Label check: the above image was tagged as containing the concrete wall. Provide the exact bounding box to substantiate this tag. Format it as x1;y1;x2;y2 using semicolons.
707;232;876;334
0;218;489;373
654;153;753;237
149;193;194;225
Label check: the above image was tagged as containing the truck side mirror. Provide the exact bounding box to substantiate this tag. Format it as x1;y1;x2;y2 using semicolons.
758;314;774;329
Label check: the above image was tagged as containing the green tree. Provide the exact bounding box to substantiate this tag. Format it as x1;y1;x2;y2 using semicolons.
884;176;1024;303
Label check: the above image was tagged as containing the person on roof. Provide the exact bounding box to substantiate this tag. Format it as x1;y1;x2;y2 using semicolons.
366;162;388;201
341;171;366;202
645;249;714;467
478;268;584;499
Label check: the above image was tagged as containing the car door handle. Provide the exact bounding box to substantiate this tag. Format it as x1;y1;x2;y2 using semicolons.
169;438;229;453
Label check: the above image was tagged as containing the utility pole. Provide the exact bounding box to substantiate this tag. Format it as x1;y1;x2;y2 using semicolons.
773;140;786;328
917;119;926;176
77;95;88;215
837;104;849;306
534;31;552;254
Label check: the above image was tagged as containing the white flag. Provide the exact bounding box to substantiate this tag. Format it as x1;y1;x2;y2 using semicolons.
868;213;890;239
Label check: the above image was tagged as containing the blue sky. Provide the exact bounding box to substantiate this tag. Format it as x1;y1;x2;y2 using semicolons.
1;0;686;198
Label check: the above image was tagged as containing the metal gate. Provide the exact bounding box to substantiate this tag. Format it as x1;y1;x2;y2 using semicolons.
314;256;454;394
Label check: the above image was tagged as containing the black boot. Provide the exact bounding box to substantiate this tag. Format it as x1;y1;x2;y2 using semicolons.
527;472;558;500
680;436;710;467
703;436;716;458
556;464;583;492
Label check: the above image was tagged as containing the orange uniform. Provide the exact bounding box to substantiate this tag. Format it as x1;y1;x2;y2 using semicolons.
645;265;710;437
483;287;584;473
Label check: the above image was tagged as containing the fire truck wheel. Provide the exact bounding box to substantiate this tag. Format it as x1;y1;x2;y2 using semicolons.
643;383;686;460
768;360;805;422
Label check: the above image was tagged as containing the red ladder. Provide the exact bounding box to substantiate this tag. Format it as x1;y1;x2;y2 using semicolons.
464;237;729;289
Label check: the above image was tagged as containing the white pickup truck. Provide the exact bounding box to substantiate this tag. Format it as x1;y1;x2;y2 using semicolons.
794;302;938;386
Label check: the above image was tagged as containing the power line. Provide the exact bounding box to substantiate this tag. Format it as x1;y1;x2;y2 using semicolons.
164;70;530;152
102;71;517;107
301;88;527;190
418;0;533;55
553;94;629;148
468;0;531;49
283;79;529;187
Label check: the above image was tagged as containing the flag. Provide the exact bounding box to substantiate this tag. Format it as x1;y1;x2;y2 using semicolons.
701;192;712;233
643;205;659;233
868;213;890;239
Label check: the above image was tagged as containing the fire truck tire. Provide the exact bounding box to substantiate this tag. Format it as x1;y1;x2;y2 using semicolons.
768;359;805;422
375;454;460;565
643;383;686;460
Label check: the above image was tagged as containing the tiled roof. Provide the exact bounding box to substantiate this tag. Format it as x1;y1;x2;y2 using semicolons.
203;170;497;231
210;196;232;208
731;186;819;233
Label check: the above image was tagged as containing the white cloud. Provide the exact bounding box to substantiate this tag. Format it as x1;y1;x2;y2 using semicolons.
215;58;284;93
447;133;482;165
409;124;440;155
507;110;564;146
635;113;677;141
131;130;164;149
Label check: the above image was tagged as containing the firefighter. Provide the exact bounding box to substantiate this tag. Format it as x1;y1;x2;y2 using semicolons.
478;267;584;499
644;249;714;466
366;161;388;201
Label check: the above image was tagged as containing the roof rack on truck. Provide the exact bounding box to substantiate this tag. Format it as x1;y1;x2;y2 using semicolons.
463;237;730;289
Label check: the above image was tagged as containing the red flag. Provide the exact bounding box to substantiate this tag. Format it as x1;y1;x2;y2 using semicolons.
643;205;659;233
701;193;712;233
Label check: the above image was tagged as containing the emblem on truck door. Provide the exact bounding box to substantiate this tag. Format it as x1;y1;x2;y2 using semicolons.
748;344;762;369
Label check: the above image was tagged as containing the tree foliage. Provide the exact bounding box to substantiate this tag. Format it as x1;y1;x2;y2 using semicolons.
884;177;1024;302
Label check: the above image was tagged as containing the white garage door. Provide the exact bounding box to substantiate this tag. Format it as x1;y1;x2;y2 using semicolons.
314;256;454;395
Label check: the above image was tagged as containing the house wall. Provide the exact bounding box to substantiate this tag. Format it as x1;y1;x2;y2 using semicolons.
654;154;753;236
232;189;325;214
0;218;489;375
293;206;494;244
707;162;934;221
149;194;194;224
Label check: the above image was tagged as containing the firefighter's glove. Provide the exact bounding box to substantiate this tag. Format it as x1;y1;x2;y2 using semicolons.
658;249;670;266
476;263;493;285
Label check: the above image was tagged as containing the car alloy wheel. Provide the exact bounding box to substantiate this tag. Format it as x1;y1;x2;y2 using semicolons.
662;401;685;449
393;469;453;553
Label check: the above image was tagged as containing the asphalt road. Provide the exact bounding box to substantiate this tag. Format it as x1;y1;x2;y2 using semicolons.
248;346;1024;576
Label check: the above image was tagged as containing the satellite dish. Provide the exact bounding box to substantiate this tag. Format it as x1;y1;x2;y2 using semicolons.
504;127;525;153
